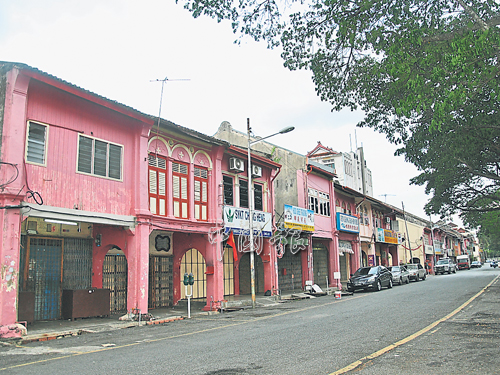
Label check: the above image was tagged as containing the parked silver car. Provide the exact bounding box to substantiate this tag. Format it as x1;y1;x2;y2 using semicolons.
404;263;427;281
387;265;410;285
435;258;457;274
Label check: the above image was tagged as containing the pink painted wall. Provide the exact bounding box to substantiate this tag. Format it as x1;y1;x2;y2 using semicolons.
0;67;153;333
1;69;36;331
25;80;147;215
306;171;334;238
334;190;361;273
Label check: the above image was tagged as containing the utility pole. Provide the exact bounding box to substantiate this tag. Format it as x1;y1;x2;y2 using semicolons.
429;216;436;275
402;201;412;263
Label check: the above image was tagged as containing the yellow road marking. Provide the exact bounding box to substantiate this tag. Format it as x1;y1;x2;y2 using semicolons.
330;274;500;375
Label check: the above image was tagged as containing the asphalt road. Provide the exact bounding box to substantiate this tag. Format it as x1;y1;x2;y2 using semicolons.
1;267;499;375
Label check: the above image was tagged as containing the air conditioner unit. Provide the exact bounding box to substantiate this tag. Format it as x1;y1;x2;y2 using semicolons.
252;165;262;177
229;157;244;172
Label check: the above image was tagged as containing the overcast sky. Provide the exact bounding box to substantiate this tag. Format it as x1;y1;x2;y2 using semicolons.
1;0;454;225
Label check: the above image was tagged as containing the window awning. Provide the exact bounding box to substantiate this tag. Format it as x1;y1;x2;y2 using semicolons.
339;240;354;254
21;203;136;228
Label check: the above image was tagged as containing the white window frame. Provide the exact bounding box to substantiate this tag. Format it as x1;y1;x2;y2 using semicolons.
77;134;123;181
308;188;331;217
25;121;49;166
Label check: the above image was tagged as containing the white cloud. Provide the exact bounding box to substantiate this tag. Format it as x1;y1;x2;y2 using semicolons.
0;0;456;225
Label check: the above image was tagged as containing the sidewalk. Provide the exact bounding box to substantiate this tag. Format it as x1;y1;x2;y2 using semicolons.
4;292;314;345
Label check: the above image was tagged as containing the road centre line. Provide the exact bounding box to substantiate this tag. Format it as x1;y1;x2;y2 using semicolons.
1;294;367;371
329;274;500;375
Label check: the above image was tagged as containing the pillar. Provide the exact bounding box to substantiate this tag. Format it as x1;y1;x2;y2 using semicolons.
203;239;223;311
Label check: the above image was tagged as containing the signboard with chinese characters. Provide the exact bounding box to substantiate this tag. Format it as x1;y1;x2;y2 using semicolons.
376;228;401;244
223;206;272;237
336;212;359;233
283;204;314;232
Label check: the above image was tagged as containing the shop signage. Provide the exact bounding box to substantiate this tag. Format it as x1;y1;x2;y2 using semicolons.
223;206;272;237
425;245;434;255
339;240;354;255
368;255;375;266
336;212;359;233
284;204;314;232
376;228;401;244
433;240;442;254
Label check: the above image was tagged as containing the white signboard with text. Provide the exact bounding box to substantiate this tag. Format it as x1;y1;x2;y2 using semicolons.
284;204;314;232
223;206;272;237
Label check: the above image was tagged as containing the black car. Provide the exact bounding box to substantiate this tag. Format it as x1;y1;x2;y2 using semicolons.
346;266;393;293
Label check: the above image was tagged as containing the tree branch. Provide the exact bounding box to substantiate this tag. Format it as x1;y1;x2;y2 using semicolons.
423;16;500;43
456;0;489;31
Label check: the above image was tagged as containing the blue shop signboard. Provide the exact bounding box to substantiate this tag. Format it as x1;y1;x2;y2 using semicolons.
336;212;359;234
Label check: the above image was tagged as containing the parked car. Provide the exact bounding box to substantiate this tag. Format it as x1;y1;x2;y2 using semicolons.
435;258;457;274
471;261;482;268
404;263;426;281
491;261;498;268
387;265;410;285
346;266;393;293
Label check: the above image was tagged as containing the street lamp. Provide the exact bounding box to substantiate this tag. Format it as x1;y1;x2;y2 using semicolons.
247;118;294;308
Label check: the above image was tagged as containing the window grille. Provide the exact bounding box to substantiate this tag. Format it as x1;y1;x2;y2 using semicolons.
223;175;233;206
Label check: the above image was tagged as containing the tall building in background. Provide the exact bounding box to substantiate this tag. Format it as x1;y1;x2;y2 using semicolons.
307;142;373;197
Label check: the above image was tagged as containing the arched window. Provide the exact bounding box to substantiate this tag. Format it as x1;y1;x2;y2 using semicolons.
180;249;206;299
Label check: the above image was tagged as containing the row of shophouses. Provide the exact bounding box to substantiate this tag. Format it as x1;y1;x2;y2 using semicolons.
0;62;480;336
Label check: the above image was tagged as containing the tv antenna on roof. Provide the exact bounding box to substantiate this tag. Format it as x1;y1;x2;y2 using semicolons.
150;77;190;151
379;194;395;202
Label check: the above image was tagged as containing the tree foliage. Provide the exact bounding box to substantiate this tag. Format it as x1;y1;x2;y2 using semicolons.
178;0;500;228
478;228;500;258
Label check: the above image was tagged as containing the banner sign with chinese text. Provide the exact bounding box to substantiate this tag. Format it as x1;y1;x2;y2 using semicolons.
336;212;359;233
284;204;314;232
376;228;401;244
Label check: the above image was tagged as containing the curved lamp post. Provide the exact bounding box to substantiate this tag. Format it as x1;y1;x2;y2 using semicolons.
247;118;294;308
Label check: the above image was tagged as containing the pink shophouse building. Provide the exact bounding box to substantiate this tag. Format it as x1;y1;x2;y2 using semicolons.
0;62;279;337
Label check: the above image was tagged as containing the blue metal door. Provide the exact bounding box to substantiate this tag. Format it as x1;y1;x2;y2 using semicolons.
27;238;63;320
